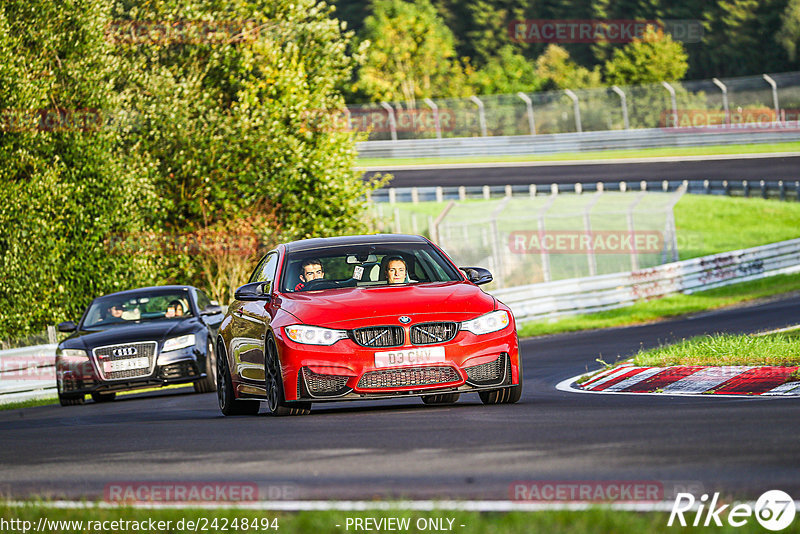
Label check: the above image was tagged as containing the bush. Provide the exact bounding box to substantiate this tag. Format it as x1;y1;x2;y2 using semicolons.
0;0;380;340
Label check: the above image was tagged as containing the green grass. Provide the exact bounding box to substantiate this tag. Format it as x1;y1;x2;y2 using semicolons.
356;140;800;167
633;332;800;367
0;397;57;411
2;504;795;534
517;272;800;338
673;195;800;260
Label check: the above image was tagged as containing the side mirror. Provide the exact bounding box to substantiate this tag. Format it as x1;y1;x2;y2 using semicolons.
234;282;271;302
57;320;77;333
200;304;224;316
461;267;493;286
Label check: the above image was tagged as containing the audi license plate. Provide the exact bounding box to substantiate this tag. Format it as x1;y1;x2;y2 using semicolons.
104;357;149;373
374;346;445;368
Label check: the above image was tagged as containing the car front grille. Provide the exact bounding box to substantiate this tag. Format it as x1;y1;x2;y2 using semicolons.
350;326;404;348
410;322;458;345
94;341;157;381
158;360;198;380
357;366;461;389
301;367;351;397
464;354;508;385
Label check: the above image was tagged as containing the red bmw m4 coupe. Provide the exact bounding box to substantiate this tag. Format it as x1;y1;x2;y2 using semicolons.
216;234;522;416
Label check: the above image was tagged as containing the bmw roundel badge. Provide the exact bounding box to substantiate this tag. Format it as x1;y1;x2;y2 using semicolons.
398;316;411;324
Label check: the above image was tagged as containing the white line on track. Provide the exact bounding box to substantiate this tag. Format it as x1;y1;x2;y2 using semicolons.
7;499;796;512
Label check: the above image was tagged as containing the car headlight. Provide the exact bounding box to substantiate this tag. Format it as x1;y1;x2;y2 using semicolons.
461;310;510;335
162;334;196;352
59;349;89;361
285;325;348;346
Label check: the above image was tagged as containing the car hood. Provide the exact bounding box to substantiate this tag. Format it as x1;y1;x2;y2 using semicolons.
278;281;496;328
60;319;197;351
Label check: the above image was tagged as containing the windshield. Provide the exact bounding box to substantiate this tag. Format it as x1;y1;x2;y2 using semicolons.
83;289;193;327
280;242;462;293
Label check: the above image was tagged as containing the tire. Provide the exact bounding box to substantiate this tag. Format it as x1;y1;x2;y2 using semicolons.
479;357;523;405
90;391;116;403
421;393;460;405
57;377;84;406
217;338;260;416
265;335;311;416
58;393;85;406
193;338;217;393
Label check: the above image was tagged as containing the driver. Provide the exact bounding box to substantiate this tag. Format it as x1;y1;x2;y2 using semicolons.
295;258;325;291
384;256;408;284
101;304;125;323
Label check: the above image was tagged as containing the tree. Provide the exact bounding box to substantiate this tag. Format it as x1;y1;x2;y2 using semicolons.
353;0;468;103
113;0;381;239
535;45;602;89
778;0;800;62
604;26;688;85
469;45;545;95
0;0;161;339
0;0;382;339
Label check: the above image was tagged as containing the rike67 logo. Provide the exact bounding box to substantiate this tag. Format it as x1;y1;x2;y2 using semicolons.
668;490;796;530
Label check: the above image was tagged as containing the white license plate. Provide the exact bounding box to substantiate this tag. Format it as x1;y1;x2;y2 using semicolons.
374;346;446;368
105;357;149;373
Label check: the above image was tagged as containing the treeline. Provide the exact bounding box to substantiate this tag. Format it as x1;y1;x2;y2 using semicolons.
332;0;800;103
0;0;381;341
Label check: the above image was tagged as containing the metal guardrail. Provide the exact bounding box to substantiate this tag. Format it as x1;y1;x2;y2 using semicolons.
491;238;800;323
370;179;800;204
0;344;58;403
357;127;800;159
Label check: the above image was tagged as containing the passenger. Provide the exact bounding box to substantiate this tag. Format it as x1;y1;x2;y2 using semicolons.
295;258;325;291
165;300;184;318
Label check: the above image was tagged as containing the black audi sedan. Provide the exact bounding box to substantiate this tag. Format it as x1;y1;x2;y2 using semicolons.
55;285;224;406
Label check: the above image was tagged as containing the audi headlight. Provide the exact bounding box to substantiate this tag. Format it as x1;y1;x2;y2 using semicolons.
461;310;510;335
285;325;348;346
59;348;89;361
162;334;196;352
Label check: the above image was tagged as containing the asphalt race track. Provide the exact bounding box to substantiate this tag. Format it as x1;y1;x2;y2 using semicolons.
364;154;800;188
2;295;800;502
